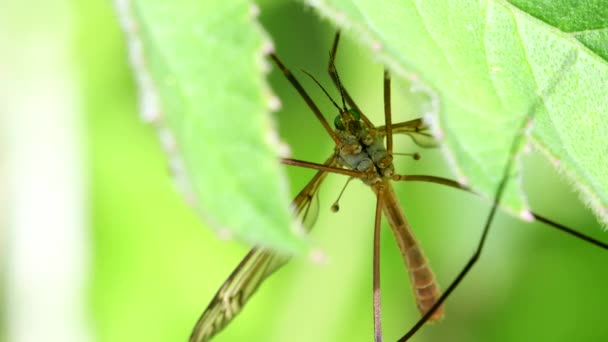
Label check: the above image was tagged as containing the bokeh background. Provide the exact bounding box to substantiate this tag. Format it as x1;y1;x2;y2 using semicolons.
3;1;607;342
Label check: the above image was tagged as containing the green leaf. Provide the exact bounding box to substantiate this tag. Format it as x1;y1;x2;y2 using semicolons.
307;0;608;225
117;0;306;253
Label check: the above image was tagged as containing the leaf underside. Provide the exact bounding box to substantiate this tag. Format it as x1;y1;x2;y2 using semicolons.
307;0;608;225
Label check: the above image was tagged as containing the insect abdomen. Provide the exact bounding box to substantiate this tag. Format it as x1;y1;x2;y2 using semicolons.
379;183;444;321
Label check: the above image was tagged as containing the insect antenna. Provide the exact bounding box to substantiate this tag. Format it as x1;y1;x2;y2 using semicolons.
301;70;343;113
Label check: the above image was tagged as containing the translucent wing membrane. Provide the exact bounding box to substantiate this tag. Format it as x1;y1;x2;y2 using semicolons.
189;249;285;342
189;156;335;342
294;157;335;229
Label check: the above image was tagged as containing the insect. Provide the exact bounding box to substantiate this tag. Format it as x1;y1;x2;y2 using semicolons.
189;32;607;342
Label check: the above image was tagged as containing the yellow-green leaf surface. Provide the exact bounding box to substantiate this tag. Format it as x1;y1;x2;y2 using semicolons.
308;0;608;224
117;0;305;252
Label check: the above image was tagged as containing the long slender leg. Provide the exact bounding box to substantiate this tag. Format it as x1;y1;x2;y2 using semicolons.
392;174;469;192
398;49;578;338
377;119;424;134
384;70;393;156
391;176;608;249
269;53;341;145
397;121;529;341
373;189;384;342
380;68;442;328
532;214;607;249
373;191;384;342
378;119;439;148
282;158;368;179
327;32;375;127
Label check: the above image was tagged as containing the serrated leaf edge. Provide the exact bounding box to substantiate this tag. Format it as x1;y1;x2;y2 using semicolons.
115;0;305;252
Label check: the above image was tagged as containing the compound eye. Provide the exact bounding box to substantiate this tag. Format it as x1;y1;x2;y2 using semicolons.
334;115;345;130
347;108;361;120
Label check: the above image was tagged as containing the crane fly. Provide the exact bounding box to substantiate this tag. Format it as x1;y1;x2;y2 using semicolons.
189;32;607;342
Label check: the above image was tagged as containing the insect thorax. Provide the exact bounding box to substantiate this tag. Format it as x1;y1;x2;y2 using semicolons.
335;119;394;185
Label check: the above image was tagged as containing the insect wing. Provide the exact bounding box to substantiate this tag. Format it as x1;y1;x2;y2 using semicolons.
189;248;287;342
189;158;333;341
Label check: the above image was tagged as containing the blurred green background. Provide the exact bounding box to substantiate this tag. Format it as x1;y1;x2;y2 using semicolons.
4;0;607;341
